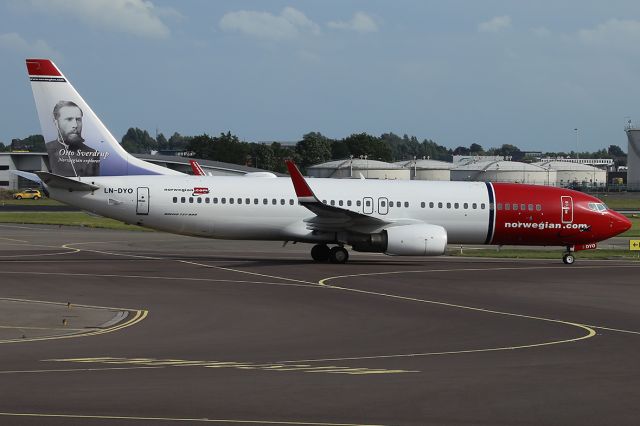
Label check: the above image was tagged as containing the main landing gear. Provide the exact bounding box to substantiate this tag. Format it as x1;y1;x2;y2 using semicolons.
310;244;349;264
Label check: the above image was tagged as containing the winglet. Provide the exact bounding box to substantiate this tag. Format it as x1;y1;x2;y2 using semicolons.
189;160;206;176
285;160;316;201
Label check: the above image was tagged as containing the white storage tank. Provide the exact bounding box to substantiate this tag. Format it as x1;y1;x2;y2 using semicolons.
451;160;556;185
534;160;606;188
307;159;410;179
395;159;453;181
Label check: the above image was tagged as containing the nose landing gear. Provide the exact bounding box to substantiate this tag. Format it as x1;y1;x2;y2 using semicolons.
310;244;349;264
562;252;575;265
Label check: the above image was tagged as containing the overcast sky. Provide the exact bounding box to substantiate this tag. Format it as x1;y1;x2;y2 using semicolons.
2;0;640;153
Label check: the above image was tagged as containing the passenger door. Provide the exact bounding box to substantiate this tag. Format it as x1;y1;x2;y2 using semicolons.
136;187;149;215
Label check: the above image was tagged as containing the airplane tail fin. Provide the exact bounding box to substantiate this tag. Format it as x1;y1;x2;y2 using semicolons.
26;59;182;177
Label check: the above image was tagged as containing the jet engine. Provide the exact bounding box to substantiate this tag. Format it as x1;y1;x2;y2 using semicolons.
349;223;448;256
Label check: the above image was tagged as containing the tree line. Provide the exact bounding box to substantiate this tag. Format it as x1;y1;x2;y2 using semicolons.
4;129;628;173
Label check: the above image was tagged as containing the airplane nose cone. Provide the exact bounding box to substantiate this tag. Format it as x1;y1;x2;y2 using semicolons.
611;211;632;235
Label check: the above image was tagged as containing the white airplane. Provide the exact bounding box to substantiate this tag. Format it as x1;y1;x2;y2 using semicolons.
17;59;631;264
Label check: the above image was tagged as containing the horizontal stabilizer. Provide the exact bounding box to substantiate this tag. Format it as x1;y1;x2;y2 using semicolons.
11;170;42;185
36;171;99;192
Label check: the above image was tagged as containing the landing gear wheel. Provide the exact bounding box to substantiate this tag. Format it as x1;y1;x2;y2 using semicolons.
310;244;330;262
562;253;575;265
329;246;349;264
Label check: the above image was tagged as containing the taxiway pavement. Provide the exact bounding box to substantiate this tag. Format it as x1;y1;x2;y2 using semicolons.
0;224;639;425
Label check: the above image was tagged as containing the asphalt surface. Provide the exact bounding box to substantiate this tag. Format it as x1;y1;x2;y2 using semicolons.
0;224;639;425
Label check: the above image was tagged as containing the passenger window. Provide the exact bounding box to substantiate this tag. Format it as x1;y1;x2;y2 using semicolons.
389;201;394;207
429;202;434;208
205;197;210;203
197;198;202;203
263;198;268;205
454;203;459;209
381;200;386;207
357;200;361;207
272;199;277;205
472;203;477;209
181;197;185;203
221;198;227;204
513;204;518;211
173;197;177;203
464;203;469;209
347;200;352;206
521;203;526;211
189;197;193;203
446;202;451;209
497;203;502;210
280;199;285;205
504;203;510;210
339;200;343;206
528;204;533;211
330;200;335;206
366;200;371;206
229;198;234;204
536;204;541;211
237;198;242;205
246;198;250;204
213;197;218;204
322;200;327;204
421;202;425;208
289;199;294;205
481;203;486;209
438;202;443;208
254;198;259;204
404;202;409;208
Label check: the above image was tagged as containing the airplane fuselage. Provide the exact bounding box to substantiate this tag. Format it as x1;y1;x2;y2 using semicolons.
50;175;629;249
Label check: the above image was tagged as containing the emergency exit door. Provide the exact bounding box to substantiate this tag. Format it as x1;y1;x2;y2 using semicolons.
137;187;149;215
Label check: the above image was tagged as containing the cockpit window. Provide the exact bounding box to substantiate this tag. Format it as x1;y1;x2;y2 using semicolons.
588;202;608;212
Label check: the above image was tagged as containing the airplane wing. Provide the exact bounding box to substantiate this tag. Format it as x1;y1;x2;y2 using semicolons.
285;160;390;232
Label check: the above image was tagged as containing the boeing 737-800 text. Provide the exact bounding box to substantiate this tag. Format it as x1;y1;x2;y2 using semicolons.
17;59;631;264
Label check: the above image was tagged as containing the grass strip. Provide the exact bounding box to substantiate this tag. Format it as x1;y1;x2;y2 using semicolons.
0;212;148;231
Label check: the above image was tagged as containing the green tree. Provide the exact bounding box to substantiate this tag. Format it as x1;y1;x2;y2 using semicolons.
11;134;45;152
343;133;392;161
121;128;157;154
295;132;332;168
608;145;625;157
469;143;484;154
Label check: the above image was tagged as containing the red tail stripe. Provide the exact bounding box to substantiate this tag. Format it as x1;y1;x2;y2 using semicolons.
26;59;62;76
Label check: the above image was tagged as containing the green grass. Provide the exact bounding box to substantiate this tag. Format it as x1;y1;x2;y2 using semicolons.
594;195;640;210
0;212;148;231
0;198;64;206
620;215;640;237
449;248;640;260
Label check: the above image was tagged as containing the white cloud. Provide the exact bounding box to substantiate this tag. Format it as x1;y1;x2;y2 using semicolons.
22;0;172;39
577;19;640;48
478;16;512;33
0;32;60;57
219;7;320;41
532;27;552;38
327;12;378;33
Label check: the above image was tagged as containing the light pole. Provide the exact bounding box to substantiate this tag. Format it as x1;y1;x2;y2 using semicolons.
574;128;579;160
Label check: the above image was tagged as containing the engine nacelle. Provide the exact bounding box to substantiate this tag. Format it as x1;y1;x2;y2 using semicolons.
384;223;448;256
349;223;448;256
